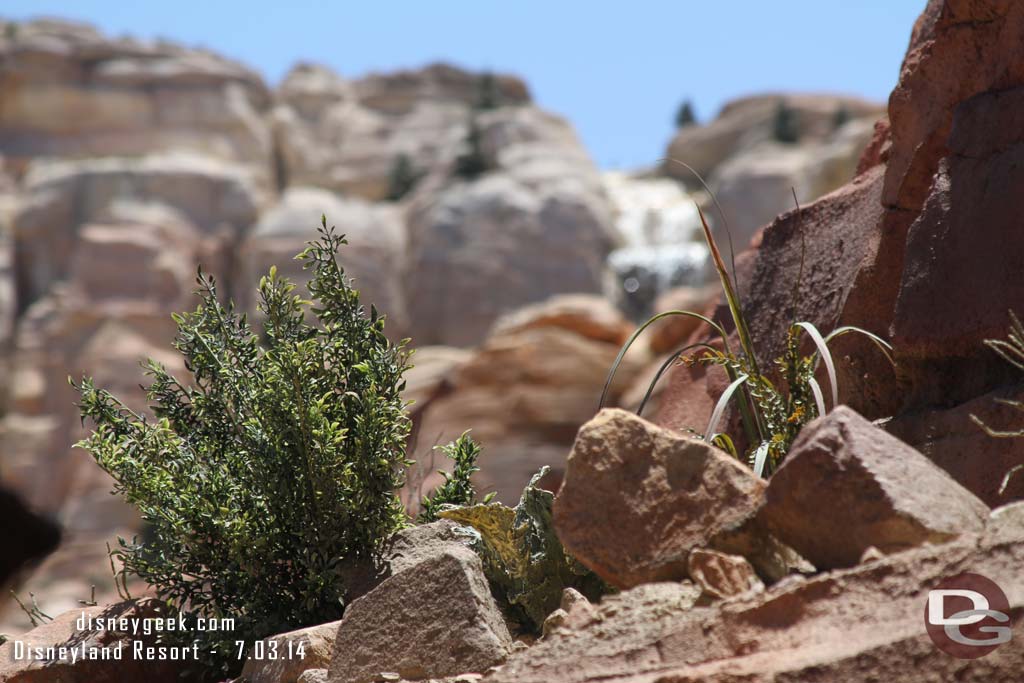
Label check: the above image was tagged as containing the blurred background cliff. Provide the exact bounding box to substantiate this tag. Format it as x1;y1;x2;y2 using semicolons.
0;3;918;630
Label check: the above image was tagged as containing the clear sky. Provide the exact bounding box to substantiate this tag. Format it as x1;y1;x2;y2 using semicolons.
4;1;925;170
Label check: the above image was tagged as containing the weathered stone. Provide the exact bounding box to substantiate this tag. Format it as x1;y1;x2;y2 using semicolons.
0;599;187;683
241;621;339;683
297;670;328;683
762;406;990;569
233;185;407;337
489;294;632;346
0;19;272;177
686;548;764;600
328;548;512;683
487;517;1024;683
553;409;766;588
411;326;644;504
404;171;615;347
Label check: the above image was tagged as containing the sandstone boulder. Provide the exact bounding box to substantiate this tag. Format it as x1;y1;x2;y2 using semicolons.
328;547;512;683
686;548;764;600
411;326;644;504
762;406;989;569
553;409;766;588
488;511;1024;683
0;19;272;178
234;185;407;336
241;621;339;683
488;294;632;346
404;171;615;348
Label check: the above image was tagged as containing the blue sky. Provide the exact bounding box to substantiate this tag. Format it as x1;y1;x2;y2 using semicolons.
5;1;924;169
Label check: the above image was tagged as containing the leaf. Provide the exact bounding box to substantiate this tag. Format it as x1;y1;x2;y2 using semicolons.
705;374;749;443
794;322;838;411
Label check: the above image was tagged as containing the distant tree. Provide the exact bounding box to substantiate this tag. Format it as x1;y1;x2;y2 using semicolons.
675;99;697;128
454;117;490;180
474;72;501;110
4;22;18;41
772;99;800;144
386;153;421;201
832;103;852;130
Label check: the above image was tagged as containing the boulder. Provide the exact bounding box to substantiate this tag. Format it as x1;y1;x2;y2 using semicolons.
0;599;187;683
233;186;407;337
327;547;512;683
298;671;328;683
488;513;1024;683
488;294;632;346
662;93;881;184
0;19;272;178
552;409;766;588
273;62;530;200
686;549;764;600
241;621;338;683
761;406;989;569
404;171;615;348
410;326;644;504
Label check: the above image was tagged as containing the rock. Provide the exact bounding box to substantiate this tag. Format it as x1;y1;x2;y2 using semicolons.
273;63;530;200
662;93;881;184
761;406;989;569
403;346;471;413
883;0;1024;214
0;599;187;683
327;547;512;683
404;170;615;348
488;294;632;346
892;86;1024;407
645;286;718;355
234;186;407;337
241;621;339;683
552;409;766;588
542;588;599;637
487;517;1024;682
686;548;764;600
0;19;272;178
0;487;60;587
886;382;1024;506
411;326;644;504
298;671;329;683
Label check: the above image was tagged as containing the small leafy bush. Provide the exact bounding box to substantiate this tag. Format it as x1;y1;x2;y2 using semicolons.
386;153;422;202
73;218;411;678
474;72;502;110
772;99;800;144
675;99;697;128
603;182;893;477
454;117;491;180
970;310;1024;494
417;431;494;523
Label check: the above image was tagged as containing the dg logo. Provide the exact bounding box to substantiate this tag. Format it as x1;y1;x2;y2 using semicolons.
925;572;1013;659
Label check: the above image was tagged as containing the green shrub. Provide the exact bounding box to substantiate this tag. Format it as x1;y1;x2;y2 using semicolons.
454;117;490;180
73;217;411;679
417;431;494;523
675;99;697;128
474;72;501;110
386;153;422;202
603;186;893;477
832;103;852;130
772;99;800;144
971;310;1024;494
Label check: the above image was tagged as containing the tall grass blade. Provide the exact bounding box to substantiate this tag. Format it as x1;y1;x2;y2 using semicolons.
752;441;771;478
636;342;717;417
600;311;727;410
999;464;1024;496
795;322;837;410
807;377;827;418
705;373;749;443
824;326;896;367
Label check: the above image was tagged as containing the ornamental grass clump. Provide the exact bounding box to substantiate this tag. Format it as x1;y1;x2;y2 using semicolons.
73;217;411;678
603;171;894;477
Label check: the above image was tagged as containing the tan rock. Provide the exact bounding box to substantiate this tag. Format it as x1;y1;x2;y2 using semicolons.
328;548;512;683
762;406;990;570
241;621;339;683
488;518;1024;682
489;294;632;346
553;409;766;588
687;548;764;600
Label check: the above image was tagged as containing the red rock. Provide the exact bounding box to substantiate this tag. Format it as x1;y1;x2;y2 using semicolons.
761;406;989;569
687;549;764;600
553;409;766;589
